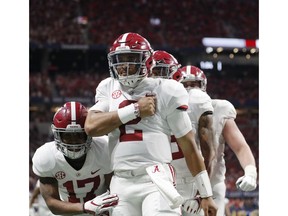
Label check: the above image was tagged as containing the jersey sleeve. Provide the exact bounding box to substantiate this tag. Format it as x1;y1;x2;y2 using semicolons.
161;79;189;116
91;136;113;173
89;78;111;112
32;143;56;177
160;79;192;138
221;100;237;119
188;89;214;124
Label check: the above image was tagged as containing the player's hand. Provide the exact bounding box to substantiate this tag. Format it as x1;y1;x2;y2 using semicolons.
137;96;156;117
182;196;202;214
200;197;218;216
84;191;119;215
236;165;257;191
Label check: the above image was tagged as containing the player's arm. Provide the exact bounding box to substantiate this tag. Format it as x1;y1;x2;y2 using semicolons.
168;110;217;216
29;184;40;208
85;96;156;136
222;118;257;191
223;118;256;171
104;172;114;189
39;177;84;215
198;112;216;176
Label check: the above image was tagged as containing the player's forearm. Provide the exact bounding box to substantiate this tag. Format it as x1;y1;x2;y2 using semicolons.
234;145;256;169
45;199;84;215
85;111;122;136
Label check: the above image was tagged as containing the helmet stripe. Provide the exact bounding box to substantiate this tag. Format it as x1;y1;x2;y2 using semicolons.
187;65;191;74
119;33;129;47
71;101;76;124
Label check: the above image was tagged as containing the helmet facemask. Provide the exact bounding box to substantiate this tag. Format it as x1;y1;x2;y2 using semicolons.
52;124;92;159
108;50;149;88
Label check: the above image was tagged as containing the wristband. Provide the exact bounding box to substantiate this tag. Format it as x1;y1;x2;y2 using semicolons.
117;103;139;124
244;165;257;178
134;103;140;117
194;170;213;198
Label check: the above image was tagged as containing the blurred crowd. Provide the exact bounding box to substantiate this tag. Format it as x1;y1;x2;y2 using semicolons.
30;0;258;48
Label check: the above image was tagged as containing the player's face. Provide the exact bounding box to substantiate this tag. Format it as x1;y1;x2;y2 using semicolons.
151;66;168;78
60;132;87;144
182;81;201;89
115;53;140;76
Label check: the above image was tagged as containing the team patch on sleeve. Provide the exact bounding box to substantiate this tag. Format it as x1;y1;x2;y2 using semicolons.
176;105;188;111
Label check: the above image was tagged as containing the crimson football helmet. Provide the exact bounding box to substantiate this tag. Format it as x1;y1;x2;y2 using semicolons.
108;32;153;87
146;50;181;79
51;101;92;159
178;65;207;92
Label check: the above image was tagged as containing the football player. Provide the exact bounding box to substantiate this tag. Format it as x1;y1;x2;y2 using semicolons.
32;101;119;215
85;32;217;216
172;67;258;216
146;53;216;216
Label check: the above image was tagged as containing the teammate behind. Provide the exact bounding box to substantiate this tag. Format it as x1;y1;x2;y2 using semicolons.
173;66;258;216
32;101;118;215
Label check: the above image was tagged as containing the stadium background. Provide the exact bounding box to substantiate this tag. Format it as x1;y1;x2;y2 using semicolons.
29;0;259;214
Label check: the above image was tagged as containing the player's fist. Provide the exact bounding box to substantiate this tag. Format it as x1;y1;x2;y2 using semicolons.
84;191;119;215
182;196;202;214
137;96;156;117
236;165;257;191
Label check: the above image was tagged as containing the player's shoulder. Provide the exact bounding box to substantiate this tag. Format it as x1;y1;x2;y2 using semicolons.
91;135;108;147
212;99;236;117
97;77;114;88
90;136;109;153
157;78;186;95
212;99;234;109
32;141;57;172
188;88;212;101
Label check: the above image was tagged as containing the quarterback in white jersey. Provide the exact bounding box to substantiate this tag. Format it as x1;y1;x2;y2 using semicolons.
85;33;217;216
32;102;119;216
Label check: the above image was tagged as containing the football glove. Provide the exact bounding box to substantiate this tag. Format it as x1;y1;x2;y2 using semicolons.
182;196;202;215
236;165;257;191
84;191;119;215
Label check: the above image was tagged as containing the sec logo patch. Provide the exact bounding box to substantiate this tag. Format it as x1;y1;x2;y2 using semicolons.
112;90;122;99
55;171;66;180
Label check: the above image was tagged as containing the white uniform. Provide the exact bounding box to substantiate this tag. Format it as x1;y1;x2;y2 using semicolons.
90;77;192;216
171;89;213;216
209;99;237;216
32;136;112;216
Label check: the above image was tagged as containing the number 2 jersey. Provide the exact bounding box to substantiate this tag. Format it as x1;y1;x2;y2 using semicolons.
89;77;192;172
32;136;112;204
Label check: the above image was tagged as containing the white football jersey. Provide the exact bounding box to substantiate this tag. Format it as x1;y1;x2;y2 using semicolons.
90;77;192;171
32;136;112;204
171;88;213;182
187;88;213;134
209;99;236;185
